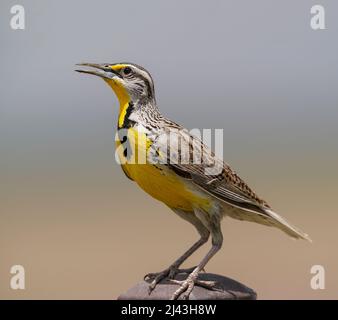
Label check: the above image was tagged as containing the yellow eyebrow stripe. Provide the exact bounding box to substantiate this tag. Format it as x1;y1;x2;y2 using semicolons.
111;64;128;71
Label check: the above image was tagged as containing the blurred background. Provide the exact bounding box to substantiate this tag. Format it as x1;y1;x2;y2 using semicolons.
1;0;337;299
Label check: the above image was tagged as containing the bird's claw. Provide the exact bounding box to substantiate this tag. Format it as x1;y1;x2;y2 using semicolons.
144;265;203;295
144;266;179;294
169;273;220;300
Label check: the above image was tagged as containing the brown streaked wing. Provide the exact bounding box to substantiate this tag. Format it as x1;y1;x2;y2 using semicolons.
156;123;271;214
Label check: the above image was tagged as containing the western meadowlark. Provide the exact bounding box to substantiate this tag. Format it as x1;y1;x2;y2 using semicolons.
75;62;311;300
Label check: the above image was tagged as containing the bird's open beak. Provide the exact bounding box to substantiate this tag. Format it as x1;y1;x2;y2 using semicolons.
75;63;120;80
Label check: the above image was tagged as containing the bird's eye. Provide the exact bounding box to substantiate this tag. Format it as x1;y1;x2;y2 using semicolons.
123;67;132;75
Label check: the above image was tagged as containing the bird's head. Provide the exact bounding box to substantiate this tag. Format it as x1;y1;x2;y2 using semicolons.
75;62;155;105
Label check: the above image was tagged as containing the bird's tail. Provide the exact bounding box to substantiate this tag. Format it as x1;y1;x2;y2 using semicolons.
263;208;312;242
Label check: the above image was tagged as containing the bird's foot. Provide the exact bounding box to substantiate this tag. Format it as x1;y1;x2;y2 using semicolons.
169;271;220;300
144;265;199;294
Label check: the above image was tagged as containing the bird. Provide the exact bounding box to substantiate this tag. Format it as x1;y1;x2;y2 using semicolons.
75;62;311;300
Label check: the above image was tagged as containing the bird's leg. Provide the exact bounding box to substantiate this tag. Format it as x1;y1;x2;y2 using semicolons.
170;239;222;299
145;233;209;293
145;209;210;294
170;209;223;300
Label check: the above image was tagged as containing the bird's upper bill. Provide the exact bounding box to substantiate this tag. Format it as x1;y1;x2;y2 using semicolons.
75;63;123;80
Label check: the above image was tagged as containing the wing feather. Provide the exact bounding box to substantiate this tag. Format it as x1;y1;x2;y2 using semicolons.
152;125;270;214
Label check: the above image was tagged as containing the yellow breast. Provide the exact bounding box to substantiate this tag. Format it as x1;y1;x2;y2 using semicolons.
115;128;211;211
